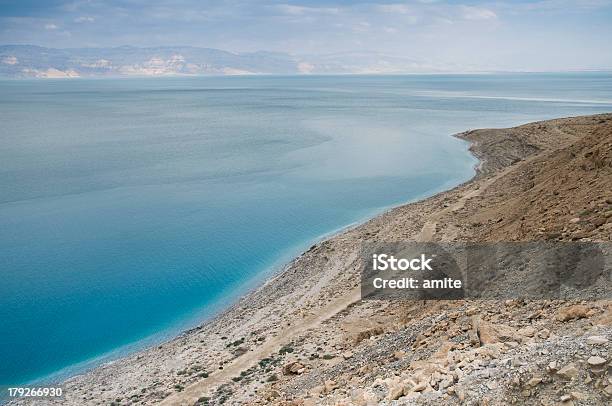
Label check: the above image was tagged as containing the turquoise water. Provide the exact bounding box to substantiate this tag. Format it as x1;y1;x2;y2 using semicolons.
1;73;612;386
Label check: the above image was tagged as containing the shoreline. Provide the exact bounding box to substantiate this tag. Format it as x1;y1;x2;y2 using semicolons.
11;112;611;405
19;130;478;390
5;165;473;398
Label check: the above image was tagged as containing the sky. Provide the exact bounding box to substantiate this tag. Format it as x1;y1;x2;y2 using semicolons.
1;0;612;71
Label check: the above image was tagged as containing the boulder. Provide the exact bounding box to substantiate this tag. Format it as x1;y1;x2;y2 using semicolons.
556;305;590;322
324;379;338;394
477;320;519;344
283;361;305;375
587;356;606;368
557;363;579;379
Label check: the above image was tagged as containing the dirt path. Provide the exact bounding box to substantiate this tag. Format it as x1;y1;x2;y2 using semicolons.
417;174;492;241
416;149;543;242
160;288;362;405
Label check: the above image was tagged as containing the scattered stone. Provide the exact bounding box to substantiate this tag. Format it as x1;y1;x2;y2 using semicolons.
355;327;384;343
526;377;542;387
412;382;427;392
519;326;536;337
283;362;305;375
537;328;550;339
557;305;590;322
457;389;466;401
557;363;579;379
587;356;606;367
586;335;609;345
387;383;404;400
323;380;338;394
477;321;518;344
393;350;406;360
592;216;607;227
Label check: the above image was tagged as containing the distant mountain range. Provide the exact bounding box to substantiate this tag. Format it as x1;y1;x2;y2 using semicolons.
0;45;448;78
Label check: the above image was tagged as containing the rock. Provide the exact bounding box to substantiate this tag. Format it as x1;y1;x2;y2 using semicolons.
537;328;550;339
283;361;305;375
266;389;281;400
412;381;427;392
556;305;590;322
569;217;581;223
349;389;381;406
526;377;542;387
586;335;609;345
387;383;404;400
324;380;338;394
477;321;518;344
592;216;607;227
505;341;519;348
355;327;384;343
518;326;536;337
557;363;579;379
342;351;353;360
404;391;421;400
439;378;453;391
560;394;572;402
547;361;558;372
456;389;466;401
604;385;612;396
587;356;606;367
393;350;406;360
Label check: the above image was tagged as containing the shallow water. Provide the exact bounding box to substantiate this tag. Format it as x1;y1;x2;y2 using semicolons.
1;73;611;386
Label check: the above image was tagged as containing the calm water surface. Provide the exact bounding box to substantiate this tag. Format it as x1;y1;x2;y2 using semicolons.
1;73;611;386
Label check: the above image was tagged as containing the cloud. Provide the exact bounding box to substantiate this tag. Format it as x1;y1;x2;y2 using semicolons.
517;0;612;11
377;4;411;14
275;4;340;16
2;55;18;65
461;6;497;20
44;23;59;30
297;61;314;73
75;16;95;23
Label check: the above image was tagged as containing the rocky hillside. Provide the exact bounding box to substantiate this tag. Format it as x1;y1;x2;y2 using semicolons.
248;114;612;406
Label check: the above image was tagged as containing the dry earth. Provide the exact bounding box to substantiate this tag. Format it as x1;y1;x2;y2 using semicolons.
13;113;612;406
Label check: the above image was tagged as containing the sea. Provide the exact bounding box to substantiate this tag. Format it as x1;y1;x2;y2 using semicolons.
1;73;611;387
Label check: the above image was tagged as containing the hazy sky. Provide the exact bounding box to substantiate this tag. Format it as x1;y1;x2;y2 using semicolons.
1;0;611;70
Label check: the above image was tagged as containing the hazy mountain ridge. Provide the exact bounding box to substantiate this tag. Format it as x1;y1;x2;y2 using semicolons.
0;45;442;78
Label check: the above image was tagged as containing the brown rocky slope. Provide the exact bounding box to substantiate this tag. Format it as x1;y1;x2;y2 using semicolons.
251;114;612;406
